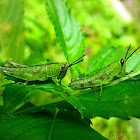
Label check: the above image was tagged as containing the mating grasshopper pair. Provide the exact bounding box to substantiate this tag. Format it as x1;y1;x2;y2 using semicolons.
0;45;139;99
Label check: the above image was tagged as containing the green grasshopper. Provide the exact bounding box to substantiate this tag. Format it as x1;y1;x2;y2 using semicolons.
68;45;140;100
0;54;86;95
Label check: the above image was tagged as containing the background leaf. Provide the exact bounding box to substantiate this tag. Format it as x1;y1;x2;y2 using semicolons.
0;82;84;118
46;0;85;77
30;83;85;117
2;85;29;114
0;75;14;87
0;0;24;63
86;46;140;75
0;111;107;140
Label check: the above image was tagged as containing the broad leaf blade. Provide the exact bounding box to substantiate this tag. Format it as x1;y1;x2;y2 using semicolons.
31;83;84;118
1;79;84;117
29;72;140;120
78;74;140;119
0;111;107;140
87;47;140;74
0;75;14;87
2;85;29;114
46;0;85;76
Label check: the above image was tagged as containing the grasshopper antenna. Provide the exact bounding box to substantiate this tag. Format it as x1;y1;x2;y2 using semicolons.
124;44;131;61
68;54;87;67
125;46;140;62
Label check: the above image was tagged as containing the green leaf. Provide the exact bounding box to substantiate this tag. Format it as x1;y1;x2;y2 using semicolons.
30;83;85;118
126;51;140;71
46;0;85;76
0;0;24;63
1;82;84;118
0;75;14;87
2;85;29;114
0;111;107;140
78;72;140;119
86;47;140;74
7;71;139;120
27;71;139;120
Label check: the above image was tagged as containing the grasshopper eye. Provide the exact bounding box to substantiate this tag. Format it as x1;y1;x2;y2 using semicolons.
120;59;124;66
61;64;66;71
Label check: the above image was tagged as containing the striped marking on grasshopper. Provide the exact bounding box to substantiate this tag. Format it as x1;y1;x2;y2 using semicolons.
0;54;87;95
68;45;140;100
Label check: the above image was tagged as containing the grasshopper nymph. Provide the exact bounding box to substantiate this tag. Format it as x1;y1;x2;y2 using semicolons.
69;45;140;100
0;54;87;95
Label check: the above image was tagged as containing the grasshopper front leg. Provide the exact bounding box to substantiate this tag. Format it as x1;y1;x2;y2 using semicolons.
53;78;70;96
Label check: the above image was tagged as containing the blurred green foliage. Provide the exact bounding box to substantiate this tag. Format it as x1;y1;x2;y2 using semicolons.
0;0;140;139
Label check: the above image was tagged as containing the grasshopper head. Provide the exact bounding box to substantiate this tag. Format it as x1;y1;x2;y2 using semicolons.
120;44;140;73
119;58;126;74
57;54;87;82
57;62;69;81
